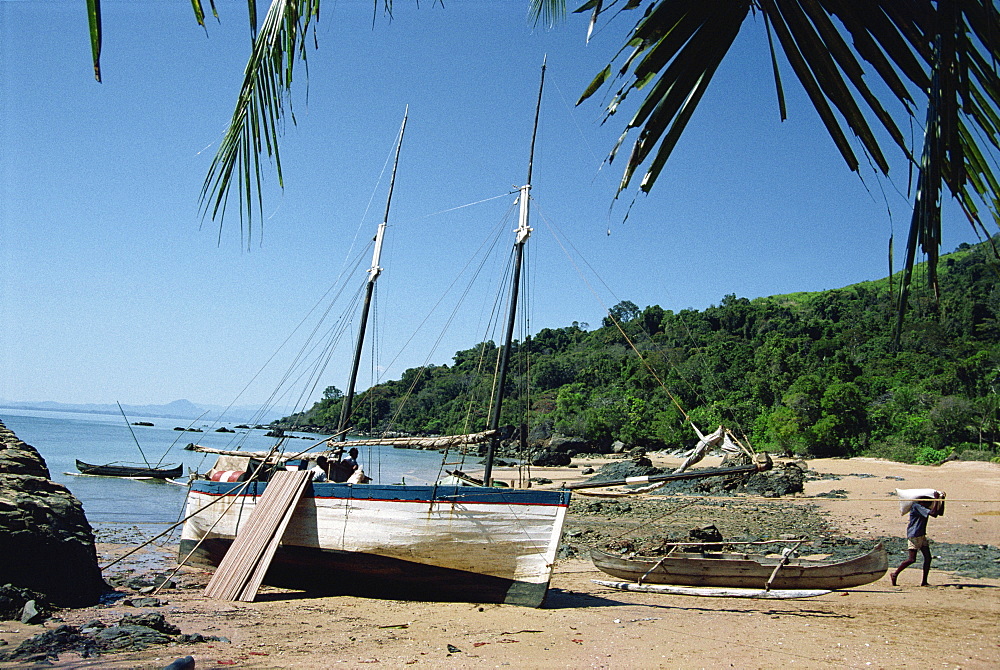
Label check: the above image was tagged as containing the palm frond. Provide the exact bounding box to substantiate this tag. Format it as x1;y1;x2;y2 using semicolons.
87;0;102;82
574;0;1000;335
199;0;321;248
529;0;568;29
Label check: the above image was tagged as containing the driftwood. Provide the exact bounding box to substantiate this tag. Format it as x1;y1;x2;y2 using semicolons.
672;425;724;474
565;454;772;491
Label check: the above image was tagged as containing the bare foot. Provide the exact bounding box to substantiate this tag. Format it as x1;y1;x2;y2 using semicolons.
920;582;931;587
890;573;898;586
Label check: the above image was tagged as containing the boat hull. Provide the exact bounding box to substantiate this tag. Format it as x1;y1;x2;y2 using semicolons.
180;480;571;607
75;459;182;480
590;543;888;590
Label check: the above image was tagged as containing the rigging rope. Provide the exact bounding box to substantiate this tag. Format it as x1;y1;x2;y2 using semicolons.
534;206;693;426
534;202;762;451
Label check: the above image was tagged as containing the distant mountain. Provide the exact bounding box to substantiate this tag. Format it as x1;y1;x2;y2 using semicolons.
0;399;286;424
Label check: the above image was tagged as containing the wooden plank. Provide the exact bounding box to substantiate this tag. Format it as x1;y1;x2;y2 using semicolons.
204;470;312;601
237;472;312;601
212;471;308;601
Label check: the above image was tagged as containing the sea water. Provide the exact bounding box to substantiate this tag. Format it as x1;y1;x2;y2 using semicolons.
0;408;455;526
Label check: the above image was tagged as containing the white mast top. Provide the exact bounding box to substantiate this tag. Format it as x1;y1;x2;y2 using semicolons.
368;105;408;285
369;221;387;284
515;184;532;245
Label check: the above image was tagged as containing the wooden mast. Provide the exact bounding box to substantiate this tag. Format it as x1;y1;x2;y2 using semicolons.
336;109;409;443
483;59;546;485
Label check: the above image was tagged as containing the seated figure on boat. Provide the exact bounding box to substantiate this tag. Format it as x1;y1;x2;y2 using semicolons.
330;447;360;483
310;456;329;482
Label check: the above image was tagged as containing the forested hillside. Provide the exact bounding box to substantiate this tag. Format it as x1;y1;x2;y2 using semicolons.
279;239;1000;464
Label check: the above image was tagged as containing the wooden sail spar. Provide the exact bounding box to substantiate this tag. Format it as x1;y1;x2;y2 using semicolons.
186;430;497;460
329;430;496;449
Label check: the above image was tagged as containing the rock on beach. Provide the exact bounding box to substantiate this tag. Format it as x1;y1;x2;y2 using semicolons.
0;420;105;608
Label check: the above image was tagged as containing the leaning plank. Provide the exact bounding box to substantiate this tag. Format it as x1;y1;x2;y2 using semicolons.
204;470;312;602
593;580;831;599
237;472;312;601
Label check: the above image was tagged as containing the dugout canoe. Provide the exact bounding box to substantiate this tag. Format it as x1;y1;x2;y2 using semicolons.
75;459;183;480
591;543;888;590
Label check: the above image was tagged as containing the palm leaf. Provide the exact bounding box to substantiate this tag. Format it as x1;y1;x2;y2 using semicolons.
199;0;320;247
573;0;998;338
87;0;102;82
763;13;787;121
762;1;863;172
529;0;568;28
774;0;891;172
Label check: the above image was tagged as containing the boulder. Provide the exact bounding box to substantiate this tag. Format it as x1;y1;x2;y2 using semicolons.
20;599;46;624
684;524;725;552
531;451;572;467
628;446;652;466
547;435;591;454
742;463;806;497
0;584;48;622
527;421;553;442
0;421;105;608
584;460;664;485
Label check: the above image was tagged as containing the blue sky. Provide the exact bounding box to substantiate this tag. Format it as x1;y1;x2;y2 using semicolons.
0;1;983;413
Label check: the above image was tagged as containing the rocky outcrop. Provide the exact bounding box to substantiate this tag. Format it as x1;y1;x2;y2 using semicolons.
0;420;105;608
531;451;572;467
546;435;593;455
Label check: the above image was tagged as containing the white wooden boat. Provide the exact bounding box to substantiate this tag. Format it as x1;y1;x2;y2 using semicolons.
180;478;570;606
179;65;572;607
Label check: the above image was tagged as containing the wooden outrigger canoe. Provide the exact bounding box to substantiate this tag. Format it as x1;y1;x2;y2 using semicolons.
591;543;888;591
75;459;183;480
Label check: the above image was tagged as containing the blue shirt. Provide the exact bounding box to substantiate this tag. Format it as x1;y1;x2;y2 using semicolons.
906;503;932;538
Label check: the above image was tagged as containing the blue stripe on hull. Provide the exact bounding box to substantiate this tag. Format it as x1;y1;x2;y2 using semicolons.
190;479;571;507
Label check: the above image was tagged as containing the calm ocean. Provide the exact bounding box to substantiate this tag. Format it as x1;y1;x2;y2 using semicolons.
1;408;454;527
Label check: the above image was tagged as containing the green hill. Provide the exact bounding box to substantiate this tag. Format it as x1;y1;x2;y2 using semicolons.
278;238;1000;464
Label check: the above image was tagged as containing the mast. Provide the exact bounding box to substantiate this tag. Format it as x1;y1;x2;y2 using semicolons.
483;58;546;485
336;108;409;442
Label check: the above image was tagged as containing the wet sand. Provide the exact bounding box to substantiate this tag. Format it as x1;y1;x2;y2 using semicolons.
2;456;998;669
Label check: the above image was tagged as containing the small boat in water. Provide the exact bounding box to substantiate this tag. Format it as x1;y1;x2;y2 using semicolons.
75;459;183;480
591;543;888;591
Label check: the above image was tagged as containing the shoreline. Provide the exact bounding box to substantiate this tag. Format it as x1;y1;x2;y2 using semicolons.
2;455;998;668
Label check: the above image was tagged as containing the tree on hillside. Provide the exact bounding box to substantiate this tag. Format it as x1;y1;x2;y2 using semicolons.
603;300;641;327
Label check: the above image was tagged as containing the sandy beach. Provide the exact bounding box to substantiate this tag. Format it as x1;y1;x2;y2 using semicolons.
2;455;998;669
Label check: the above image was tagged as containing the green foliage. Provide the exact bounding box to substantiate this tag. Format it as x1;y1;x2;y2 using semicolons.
915;447;951;466
278;239;1000;464
602;300;641;328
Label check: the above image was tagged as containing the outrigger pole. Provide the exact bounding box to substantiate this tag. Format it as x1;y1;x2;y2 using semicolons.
484;58;546;485
336;108;409;443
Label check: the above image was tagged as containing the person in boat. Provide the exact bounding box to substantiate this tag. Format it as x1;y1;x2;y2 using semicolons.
330;447;360;483
890;491;945;586
310;456;329;482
